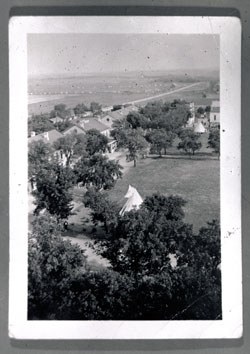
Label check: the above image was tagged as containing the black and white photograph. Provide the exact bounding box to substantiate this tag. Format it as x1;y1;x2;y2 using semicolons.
9;16;241;339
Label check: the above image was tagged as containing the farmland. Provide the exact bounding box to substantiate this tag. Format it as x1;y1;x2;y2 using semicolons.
28;71;219;115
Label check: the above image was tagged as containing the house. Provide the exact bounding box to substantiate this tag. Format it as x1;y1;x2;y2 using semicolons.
64;119;117;153
28;129;63;145
63;125;85;136
209;101;220;126
79;119;110;138
98;114;115;129
99;105;139;129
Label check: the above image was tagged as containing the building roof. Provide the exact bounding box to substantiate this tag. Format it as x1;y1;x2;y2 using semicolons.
28;129;63;145
210;100;220;113
63;125;85;136
193;98;213;107
80;118;109;132
210;107;220;113
211;100;220;107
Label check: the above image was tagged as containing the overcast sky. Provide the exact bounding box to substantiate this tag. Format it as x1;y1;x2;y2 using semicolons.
28;34;219;76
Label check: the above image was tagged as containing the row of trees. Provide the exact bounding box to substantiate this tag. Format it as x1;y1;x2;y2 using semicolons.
111;100;220;163
29;192;221;320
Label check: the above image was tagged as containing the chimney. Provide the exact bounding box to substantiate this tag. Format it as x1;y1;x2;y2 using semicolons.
31;131;36;137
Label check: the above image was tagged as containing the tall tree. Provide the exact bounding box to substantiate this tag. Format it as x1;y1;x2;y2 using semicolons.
126;112;149;130
73;103;89;115
90;101;102;114
84;188;120;233
28;140;54;180
28;213;87;320
123;129;149;167
85;129;108;156
33;161;76;219
53;132;87;166
146;129;175;156
178;129;202;155
28;114;54;135
74;154;123;190
208;128;220;157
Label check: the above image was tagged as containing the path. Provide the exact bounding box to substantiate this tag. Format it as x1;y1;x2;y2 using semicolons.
122;82;201;105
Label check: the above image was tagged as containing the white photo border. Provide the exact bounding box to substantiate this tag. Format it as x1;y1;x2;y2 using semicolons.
9;16;242;339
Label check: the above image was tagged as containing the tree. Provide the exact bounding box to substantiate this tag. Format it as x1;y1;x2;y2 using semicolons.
74;154;123;190
55;119;74;133
177;129;202;155
123;129;149;167
146;129;174;156
208;128;220;157
73;103;88;115
197;107;205;115
85;129;109;155
28;140;54;181
97;194;189;276
53;132;87;166
28;114;54;135
28;213;87;319
33;161;76;219
126;112;149;130
90;101;102;113
84;188;120;233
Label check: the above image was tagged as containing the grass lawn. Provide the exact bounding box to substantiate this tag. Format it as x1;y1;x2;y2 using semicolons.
108;155;220;232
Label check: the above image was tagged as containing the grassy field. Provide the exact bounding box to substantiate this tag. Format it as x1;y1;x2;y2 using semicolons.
108;155;220;232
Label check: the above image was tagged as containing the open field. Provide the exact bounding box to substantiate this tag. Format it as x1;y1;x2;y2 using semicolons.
108;156;220;232
28;71;219;115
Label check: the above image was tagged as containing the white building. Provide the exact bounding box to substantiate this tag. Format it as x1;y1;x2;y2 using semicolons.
209;101;220;126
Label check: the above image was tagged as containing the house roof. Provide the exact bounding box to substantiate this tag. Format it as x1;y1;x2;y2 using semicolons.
210;101;220;113
28;129;63;145
210;107;220;113
193;98;213;107
63;125;85;136
80;118;109;132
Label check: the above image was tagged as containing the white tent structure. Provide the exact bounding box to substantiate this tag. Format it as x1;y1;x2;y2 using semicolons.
194;121;206;133
119;185;143;216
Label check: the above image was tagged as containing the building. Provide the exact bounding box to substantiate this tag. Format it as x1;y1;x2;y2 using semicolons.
64;118;117;153
99;105;139;129
63;125;85;136
209;101;220;126
28;129;63;145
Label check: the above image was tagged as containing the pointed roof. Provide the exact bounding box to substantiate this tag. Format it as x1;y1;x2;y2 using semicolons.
119;185;143;216
194;121;206;133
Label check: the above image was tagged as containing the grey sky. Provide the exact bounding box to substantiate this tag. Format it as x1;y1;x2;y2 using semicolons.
28;34;219;76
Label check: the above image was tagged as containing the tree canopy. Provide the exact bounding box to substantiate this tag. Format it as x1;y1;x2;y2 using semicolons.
53;132;87;166
208;128;220;156
177;129;202;155
33;161;76;219
28;114;54;135
28;213;87;320
146;129;175;156
74;154;123;190
85;129;109;156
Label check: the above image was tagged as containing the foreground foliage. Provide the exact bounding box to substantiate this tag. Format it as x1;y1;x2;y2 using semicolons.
28;193;221;321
